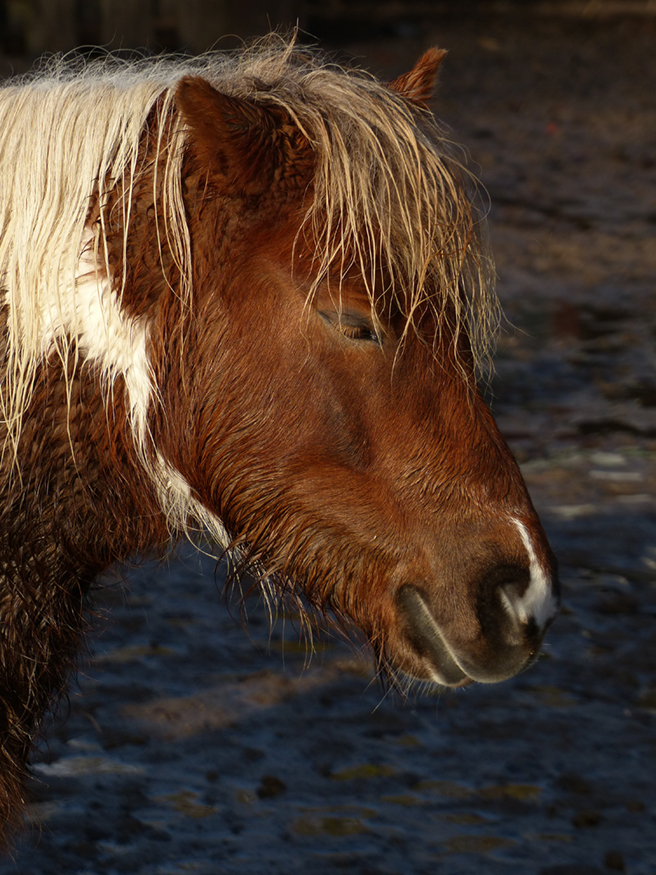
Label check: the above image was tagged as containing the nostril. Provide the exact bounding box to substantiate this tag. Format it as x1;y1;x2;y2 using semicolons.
483;557;557;637
499;572;559;635
499;580;530;626
494;579;548;658
473;566;544;654
493;584;525;647
476;565;530;625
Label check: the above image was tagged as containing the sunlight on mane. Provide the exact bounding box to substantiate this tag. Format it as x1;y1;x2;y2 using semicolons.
0;35;497;467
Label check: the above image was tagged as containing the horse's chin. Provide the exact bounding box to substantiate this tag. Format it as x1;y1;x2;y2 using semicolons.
422;668;473;689
397;659;473;690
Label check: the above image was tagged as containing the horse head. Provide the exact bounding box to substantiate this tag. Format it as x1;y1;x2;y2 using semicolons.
155;47;559;690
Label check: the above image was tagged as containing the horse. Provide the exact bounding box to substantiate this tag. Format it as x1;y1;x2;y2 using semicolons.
0;37;559;845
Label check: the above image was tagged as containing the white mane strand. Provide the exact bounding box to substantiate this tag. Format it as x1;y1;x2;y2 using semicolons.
0;61;187;458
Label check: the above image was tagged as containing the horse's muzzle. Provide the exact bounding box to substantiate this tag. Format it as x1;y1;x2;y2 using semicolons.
395;582;556;686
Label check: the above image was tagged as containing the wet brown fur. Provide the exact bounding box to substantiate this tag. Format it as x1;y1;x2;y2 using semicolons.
0;319;169;838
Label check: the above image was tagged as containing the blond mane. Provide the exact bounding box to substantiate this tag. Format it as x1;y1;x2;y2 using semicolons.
0;36;497;469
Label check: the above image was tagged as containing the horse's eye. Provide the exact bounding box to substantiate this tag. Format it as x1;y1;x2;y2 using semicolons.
341;324;380;344
318;310;381;346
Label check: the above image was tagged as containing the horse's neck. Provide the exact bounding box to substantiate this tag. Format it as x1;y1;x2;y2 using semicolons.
0;304;169;573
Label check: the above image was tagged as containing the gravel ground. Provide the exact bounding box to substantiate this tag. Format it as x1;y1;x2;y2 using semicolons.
2;11;656;875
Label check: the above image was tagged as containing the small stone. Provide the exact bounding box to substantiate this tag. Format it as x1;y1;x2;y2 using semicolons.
556;772;592;795
257;774;286;799
626;799;645;812
604;850;625;871
572;809;602;828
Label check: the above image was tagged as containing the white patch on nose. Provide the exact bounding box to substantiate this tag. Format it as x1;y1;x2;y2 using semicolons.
510;518;558;629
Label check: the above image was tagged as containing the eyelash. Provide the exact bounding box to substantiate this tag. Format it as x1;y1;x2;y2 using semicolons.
317;310;382;346
340;324;381;344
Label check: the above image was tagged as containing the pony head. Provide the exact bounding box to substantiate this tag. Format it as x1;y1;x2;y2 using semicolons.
145;43;559;688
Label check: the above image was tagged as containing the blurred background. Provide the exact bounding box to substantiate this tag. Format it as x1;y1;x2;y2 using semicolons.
2;2;656;874
0;1;652;64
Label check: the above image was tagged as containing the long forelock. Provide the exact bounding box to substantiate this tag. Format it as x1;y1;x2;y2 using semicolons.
223;39;498;371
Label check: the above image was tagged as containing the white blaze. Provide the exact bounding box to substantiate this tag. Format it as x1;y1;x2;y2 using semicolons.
511;518;558;628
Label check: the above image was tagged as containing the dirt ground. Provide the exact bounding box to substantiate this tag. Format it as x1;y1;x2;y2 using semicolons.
2;9;656;875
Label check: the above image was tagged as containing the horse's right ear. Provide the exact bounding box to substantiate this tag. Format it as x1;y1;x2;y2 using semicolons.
388;48;447;107
175;76;313;195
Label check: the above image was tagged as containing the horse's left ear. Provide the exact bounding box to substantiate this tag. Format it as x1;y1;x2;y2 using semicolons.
388;48;447;107
176;76;313;194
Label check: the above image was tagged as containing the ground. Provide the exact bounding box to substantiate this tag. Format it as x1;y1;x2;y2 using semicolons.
2;10;656;875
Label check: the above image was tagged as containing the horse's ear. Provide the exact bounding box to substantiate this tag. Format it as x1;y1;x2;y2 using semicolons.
175;76;313;194
388;48;447;107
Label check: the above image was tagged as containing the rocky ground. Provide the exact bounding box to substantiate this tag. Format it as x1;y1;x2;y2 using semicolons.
2;9;656;875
